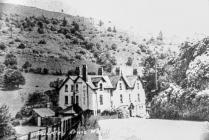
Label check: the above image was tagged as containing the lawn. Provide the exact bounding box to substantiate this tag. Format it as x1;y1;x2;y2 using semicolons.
0;73;65;117
99;118;209;140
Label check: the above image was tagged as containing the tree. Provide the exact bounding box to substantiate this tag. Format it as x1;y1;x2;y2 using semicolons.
4;53;17;67
0;105;14;138
22;61;32;69
26;91;49;107
49;78;63;92
113;26;117;33
62;17;67;26
3;69;25;89
157;31;163;41
126;57;133;66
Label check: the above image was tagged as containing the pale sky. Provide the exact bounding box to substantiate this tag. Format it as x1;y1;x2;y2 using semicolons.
1;0;209;39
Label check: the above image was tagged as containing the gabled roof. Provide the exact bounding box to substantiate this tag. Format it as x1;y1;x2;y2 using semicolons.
109;75;120;88
33;108;55;117
89;75;113;89
109;75;141;89
126;76;138;88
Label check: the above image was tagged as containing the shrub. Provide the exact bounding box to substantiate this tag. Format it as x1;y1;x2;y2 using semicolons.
18;43;26;49
38;39;47;44
107;27;112;32
34;67;42;74
83;116;99;130
126;57;133;66
14;38;21;42
37;28;44;34
4;53;17;67
22;61;32;69
0;43;6;50
132;41;137;45
111;43;117;51
0;105;14;138
12;120;20;126
42;68;49;74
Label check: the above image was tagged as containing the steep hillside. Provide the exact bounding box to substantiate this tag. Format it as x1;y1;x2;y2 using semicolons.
0;3;150;74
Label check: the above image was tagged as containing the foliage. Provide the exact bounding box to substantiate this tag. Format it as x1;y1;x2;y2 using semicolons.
126;57;133;66
22;61;32;69
0;43;6;50
3;69;25;89
4;53;17;67
25;91;49;107
0;105;15;138
83;116;99;130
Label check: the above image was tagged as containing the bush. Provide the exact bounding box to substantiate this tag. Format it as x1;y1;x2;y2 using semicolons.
42;68;49;74
0;43;6;50
4;53;17;67
12;120;20;126
18;43;26;49
107;27;112;32
111;43;117;51
0;105;14;138
22;61;32;69
14;38;21;42
83;116;99;130
126;57;133;66
37;27;45;34
38;39;47;44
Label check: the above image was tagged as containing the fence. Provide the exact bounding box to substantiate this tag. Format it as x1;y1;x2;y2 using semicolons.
9;114;82;140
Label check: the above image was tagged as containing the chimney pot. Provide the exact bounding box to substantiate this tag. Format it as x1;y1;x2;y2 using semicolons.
98;67;103;75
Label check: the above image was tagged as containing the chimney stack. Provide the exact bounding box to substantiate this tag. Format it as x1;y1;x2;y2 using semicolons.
133;68;138;75
75;67;81;76
115;67;120;75
98;67;103;75
82;65;88;82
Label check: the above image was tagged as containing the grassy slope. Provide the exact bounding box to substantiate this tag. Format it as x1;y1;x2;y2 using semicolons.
0;3;149;73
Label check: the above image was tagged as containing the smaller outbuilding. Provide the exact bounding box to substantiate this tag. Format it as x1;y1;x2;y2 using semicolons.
32;108;55;126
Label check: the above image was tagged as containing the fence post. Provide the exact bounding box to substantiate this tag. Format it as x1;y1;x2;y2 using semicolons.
45;127;48;140
59;122;62;140
38;129;42;140
51;126;54;140
55;125;58;140
28;132;31;140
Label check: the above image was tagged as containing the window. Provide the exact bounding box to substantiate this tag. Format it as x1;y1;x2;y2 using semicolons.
137;83;140;89
100;95;103;105
120;94;123;103
71;96;74;104
76;96;79;105
119;83;122;90
138;94;140;102
76;84;78;92
99;83;103;91
129;94;131;102
71;85;74;92
65;96;68;104
83;92;85;105
65;85;68;92
110;91;113;97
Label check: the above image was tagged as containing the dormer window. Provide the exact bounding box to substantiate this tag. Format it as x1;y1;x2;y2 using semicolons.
119;83;122;90
99;83;103;91
65;85;68;92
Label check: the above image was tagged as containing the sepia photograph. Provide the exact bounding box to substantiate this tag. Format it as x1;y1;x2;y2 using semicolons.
0;0;209;140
